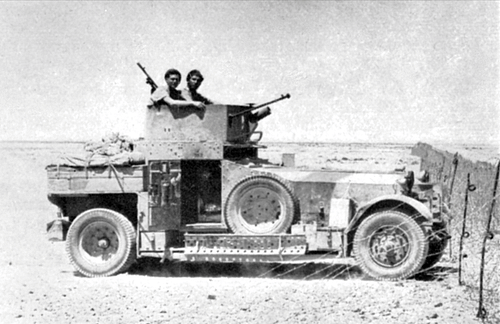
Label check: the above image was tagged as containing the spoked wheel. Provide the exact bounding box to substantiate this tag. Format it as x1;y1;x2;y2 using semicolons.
353;210;428;281
224;175;296;234
66;208;136;278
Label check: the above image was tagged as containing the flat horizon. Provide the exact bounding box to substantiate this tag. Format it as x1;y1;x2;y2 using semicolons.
0;139;497;149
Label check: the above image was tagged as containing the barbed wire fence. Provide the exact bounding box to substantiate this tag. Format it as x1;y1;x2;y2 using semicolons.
253;144;500;323
410;145;500;323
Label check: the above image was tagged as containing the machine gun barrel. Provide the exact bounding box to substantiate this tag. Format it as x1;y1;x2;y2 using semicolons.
229;93;291;118
137;62;158;93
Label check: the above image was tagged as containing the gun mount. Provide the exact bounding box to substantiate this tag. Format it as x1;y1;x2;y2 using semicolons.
229;93;290;118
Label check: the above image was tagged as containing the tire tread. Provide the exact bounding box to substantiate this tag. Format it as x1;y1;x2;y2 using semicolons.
65;208;136;278
353;210;428;281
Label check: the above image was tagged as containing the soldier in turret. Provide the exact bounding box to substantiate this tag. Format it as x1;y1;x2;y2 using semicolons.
181;69;214;105
148;68;205;110
145;68;208;139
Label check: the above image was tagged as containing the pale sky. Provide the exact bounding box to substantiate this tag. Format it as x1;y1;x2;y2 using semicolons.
0;1;498;144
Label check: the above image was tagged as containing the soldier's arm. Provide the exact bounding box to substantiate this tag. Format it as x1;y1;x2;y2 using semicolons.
197;92;216;105
162;96;205;110
202;95;214;105
152;87;205;109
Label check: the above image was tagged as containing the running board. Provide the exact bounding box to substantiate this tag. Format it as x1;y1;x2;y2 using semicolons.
180;233;307;262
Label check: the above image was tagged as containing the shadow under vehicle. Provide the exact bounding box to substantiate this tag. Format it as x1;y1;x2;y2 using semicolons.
46;84;449;281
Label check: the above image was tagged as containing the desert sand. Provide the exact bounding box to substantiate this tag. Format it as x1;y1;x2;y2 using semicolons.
0;141;485;324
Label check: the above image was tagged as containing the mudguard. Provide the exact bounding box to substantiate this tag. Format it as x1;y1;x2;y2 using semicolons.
346;194;433;234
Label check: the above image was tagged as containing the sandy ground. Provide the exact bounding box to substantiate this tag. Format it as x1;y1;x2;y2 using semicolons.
0;142;486;324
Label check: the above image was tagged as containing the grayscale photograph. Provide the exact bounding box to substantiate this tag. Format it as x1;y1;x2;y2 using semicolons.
0;2;498;323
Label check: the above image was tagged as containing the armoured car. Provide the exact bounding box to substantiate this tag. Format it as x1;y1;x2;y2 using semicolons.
46;89;449;280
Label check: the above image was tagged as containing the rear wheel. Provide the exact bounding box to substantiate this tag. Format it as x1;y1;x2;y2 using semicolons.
66;208;136;277
224;175;296;234
353;210;428;280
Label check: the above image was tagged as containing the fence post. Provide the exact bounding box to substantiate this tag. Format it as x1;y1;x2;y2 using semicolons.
447;153;459;258
458;173;475;286
448;153;459;200
477;160;500;319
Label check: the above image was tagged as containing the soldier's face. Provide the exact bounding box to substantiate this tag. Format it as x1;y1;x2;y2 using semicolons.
187;75;202;91
166;74;181;89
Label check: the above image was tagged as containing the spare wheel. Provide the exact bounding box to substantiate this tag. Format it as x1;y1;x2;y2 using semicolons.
224;175;296;234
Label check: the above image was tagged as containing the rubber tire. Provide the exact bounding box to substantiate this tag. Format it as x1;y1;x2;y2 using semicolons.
66;208;136;278
353;210;429;281
421;222;448;270
224;175;296;234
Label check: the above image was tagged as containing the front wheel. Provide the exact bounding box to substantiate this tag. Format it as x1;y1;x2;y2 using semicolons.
353;210;428;280
66;208;136;277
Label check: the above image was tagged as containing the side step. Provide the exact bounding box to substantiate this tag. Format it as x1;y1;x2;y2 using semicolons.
178;233;308;263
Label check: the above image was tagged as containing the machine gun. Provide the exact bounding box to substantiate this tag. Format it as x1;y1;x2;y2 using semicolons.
137;62;158;93
229;93;291;119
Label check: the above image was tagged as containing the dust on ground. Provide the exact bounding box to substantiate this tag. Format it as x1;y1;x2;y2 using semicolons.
0;141;485;324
